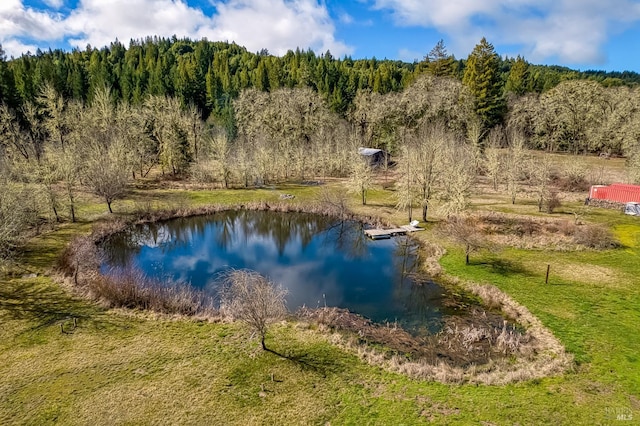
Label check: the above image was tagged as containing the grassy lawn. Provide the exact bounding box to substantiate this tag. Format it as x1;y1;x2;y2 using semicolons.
1;179;639;424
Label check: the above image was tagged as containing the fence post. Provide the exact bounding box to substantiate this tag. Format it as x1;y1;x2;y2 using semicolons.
545;264;550;284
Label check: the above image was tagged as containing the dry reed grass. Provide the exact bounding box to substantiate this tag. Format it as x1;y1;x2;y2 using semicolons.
455;211;618;251
58;230;216;317
419;240;446;276
298;275;573;385
90;268;216;316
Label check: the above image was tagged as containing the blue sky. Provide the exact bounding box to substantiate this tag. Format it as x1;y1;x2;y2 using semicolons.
2;0;640;72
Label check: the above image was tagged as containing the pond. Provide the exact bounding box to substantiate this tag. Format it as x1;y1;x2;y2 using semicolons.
101;210;469;336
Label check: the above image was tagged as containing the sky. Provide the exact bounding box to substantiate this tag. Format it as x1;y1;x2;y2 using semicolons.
2;0;640;72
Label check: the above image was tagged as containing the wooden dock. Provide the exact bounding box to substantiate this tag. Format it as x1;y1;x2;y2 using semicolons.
364;225;425;240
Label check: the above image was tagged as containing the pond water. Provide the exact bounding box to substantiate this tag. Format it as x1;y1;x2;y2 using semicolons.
101;210;465;335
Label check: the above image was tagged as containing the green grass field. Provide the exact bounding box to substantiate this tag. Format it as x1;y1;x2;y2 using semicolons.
1;177;639;424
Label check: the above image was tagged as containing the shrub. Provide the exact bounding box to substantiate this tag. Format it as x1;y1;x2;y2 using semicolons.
91;268;215;316
57;236;102;285
555;161;589;191
573;225;618;249
219;269;288;350
545;191;562;213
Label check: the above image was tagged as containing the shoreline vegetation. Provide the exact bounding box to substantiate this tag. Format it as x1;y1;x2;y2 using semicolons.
55;200;572;385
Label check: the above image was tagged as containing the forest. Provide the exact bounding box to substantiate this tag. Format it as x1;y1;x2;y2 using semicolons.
1;36;640;259
1;36;640;124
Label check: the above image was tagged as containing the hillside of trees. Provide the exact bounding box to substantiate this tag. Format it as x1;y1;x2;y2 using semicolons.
1;36;639;126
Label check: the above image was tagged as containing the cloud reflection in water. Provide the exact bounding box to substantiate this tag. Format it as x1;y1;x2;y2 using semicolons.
101;210;447;334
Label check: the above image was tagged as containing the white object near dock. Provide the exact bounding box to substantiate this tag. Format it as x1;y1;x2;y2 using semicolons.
364;224;425;239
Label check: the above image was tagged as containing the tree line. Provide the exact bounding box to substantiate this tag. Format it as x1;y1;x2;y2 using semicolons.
1;36;639;129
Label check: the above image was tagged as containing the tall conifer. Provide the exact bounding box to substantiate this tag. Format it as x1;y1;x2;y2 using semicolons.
463;38;505;130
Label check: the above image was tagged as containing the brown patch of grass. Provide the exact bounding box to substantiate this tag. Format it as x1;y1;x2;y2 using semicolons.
541;262;621;287
457;211;618;251
297;297;570;385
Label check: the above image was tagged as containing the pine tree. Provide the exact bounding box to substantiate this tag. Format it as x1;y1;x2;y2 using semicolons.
462;38;505;130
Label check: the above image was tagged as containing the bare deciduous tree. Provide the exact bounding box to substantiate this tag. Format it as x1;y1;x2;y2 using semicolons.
395;122;448;222
50;143;82;222
529;155;552;212
0;182;39;260
394;143;418;222
347;147;373;206
440;215;486;265
504;131;526;204
414;122;447;221
316;187;350;219
219;269;288;351
437;140;475;216
83;141;130;214
484;127;504;191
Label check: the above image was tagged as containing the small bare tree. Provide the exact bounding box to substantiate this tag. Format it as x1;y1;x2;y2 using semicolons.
347;151;373;205
440;215;486;265
219;270;288;351
504;131;526;204
0;182;39;260
316;187;350;219
395;143;418;222
83;141;129;213
529;156;552;212
484;128;504;191
437;140;475;216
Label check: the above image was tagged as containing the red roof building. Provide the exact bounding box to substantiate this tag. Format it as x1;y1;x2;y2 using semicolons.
589;183;640;203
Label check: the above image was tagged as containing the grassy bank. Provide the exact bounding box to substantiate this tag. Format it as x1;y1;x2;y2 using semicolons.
1;181;638;424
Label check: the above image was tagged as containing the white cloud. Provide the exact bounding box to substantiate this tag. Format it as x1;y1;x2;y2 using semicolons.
371;0;640;64
339;12;353;24
1;38;37;57
208;0;351;55
0;1;66;41
0;0;352;58
64;0;210;48
43;0;64;9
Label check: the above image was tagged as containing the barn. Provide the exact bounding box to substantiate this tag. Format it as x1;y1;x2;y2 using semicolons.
589;183;640;203
358;147;389;166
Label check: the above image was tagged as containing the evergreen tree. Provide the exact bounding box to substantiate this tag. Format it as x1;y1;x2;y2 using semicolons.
0;45;19;109
505;55;530;96
425;40;456;78
462;38;505;130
